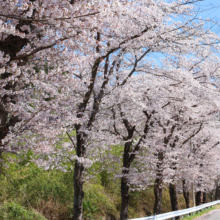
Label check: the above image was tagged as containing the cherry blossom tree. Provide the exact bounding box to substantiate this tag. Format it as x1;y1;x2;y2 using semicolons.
2;1;220;220
0;0;106;158
105;48;220;217
98;56;220;217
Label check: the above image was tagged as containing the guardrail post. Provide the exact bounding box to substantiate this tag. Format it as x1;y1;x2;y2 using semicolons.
153;214;157;220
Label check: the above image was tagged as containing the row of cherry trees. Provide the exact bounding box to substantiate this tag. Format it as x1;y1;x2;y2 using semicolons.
1;0;220;220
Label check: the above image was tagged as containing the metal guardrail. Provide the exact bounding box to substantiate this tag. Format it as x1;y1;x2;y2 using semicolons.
128;200;220;220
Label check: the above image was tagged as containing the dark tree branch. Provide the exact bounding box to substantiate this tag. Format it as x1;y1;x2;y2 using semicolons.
182;123;203;145
66;131;76;150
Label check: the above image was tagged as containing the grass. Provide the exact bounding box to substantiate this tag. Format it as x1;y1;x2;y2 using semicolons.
182;204;220;220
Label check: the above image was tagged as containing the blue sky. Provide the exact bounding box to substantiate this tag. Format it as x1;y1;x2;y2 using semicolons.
196;0;220;33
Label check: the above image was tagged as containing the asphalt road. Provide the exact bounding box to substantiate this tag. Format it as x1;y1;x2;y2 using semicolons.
196;209;220;220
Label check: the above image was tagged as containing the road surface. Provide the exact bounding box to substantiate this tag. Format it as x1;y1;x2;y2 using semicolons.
196;209;220;220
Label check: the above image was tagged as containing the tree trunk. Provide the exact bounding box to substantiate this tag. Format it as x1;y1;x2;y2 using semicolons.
154;178;163;214
0;150;2;179
73;160;85;220
120;141;132;220
120;173;130;220
182;180;190;208
196;191;202;206
215;182;220;200
73;126;87;220
203;192;207;203
154;151;164;215
169;183;179;220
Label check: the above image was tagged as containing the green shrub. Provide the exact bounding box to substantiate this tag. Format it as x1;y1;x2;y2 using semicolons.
83;183;118;220
0;202;47;220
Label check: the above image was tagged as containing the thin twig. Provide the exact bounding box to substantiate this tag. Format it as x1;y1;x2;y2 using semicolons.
66;131;76;149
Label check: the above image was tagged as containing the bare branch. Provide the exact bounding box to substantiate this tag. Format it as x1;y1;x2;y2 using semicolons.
66;131;76;149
